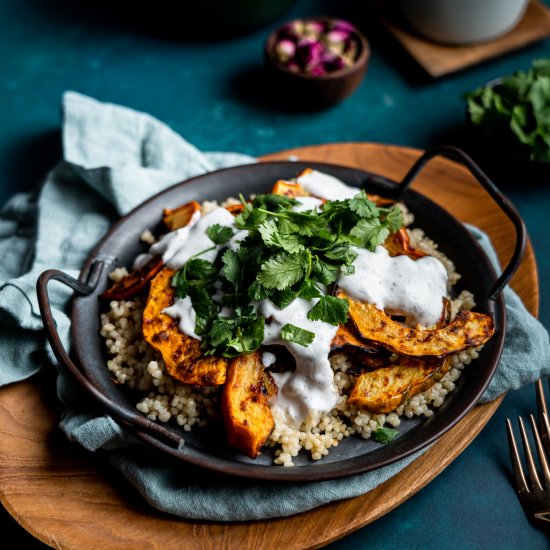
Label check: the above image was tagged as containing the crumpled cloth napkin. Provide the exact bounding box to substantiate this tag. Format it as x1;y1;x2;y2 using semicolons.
0;92;549;521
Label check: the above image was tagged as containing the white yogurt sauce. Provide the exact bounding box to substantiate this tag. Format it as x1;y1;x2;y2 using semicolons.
261;351;277;368
293;196;323;212
296;169;359;201
338;246;448;327
151;207;235;269
152;207;240;337
258;298;339;426
163;295;200;340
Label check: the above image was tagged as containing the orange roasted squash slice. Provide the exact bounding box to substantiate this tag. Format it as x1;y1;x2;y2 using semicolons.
348;356;451;413
384;228;427;259
221;351;277;459
100;255;164;301
162;200;201;232
339;291;494;358
101;200;201;301
142;267;227;386
271;178;310;198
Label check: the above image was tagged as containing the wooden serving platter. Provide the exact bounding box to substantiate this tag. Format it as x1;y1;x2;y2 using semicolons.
0;143;538;549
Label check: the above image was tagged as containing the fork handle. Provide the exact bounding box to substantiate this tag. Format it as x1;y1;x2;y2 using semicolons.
398;145;526;302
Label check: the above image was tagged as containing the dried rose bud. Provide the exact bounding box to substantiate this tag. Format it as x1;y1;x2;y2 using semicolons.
321;53;346;72
275;38;296;63
303;20;324;38
295;39;324;70
310;64;327;76
326;29;352;44
332;21;356;34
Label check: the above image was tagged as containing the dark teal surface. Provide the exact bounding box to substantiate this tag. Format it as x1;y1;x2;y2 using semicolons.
1;1;549;548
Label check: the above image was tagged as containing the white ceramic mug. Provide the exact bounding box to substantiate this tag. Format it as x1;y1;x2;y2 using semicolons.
397;0;529;45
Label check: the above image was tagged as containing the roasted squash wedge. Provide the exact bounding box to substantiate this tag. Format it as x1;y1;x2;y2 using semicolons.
225;203;244;215
271;179;309;198
100;255;164;301
348;356;451;413
384;228;426;259
339;291;494;357
221;351;277;458
162;200;200;232
142;268;227;386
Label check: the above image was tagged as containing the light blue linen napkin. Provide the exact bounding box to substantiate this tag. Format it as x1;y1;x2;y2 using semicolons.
0;92;549;521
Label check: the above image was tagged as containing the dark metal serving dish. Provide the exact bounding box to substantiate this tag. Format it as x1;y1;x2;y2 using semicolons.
37;146;526;482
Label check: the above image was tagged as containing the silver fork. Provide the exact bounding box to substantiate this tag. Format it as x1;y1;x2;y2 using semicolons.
506;382;550;528
536;378;550;456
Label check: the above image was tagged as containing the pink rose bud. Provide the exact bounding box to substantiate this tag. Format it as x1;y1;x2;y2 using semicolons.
310;64;327;76
275;38;296;62
332;21;356;34
326;29;351;44
295;39;324;70
321;53;346;72
304;20;324;36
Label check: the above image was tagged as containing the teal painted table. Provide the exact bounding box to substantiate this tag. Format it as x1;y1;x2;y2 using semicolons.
1;1;549;548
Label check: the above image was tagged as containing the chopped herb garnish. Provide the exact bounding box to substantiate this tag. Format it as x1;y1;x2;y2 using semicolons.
171;188;404;357
207;224;234;245
307;295;349;326
371;426;399;444
281;323;316;346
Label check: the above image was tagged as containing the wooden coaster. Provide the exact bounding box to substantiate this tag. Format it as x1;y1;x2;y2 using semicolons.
374;0;550;77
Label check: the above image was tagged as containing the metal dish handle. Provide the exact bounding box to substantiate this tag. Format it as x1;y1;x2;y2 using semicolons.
398;145;526;302
36;263;185;450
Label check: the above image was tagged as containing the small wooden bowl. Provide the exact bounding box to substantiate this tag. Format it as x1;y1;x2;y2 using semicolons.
264;17;370;109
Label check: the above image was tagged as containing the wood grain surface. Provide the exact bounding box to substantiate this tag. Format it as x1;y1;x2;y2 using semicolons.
0;143;538;549
374;0;550;77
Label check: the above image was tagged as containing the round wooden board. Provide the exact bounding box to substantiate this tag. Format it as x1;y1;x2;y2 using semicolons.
0;143;538;549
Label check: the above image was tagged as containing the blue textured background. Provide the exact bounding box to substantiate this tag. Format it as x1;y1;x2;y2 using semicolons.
1;0;549;548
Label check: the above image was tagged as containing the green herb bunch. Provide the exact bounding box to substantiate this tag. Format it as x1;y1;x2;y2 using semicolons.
466;59;550;161
172;191;403;358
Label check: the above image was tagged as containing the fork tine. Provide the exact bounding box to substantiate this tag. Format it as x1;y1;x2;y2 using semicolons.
519;416;544;492
536;379;550;455
506;418;530;494
530;414;550;486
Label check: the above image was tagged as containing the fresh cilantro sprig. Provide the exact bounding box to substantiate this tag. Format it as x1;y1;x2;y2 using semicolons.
371;426;399;444
465;59;550;161
171;188;404;358
281;323;316;346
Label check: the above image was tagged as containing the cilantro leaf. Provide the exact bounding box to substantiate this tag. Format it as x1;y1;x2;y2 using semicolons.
269;288;299;309
383;206;404;233
222;249;240;287
258;219;304;253
207;224;234;245
371;427;399;444
247;280;270;301
307;295;349;326
312;257;339;285
281;323;316;346
297;279;322;300
257;251;309;290
324;242;357;266
350;218;390;250
185;258;218;280
349;191;379;218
